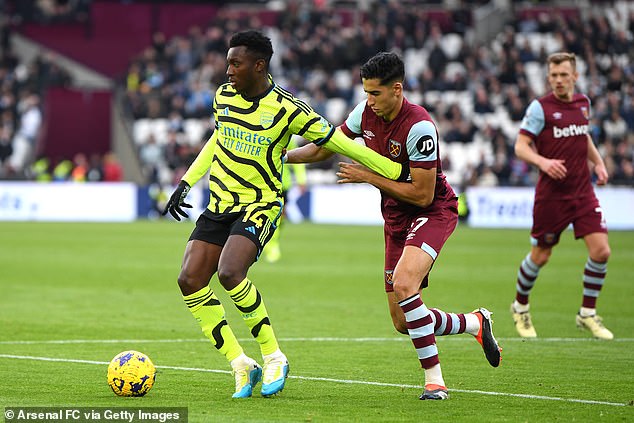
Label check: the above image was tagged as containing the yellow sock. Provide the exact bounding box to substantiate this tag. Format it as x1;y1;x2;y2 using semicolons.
227;278;279;356
183;286;243;362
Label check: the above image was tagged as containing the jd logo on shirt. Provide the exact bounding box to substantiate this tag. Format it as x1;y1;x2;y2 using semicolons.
416;135;435;156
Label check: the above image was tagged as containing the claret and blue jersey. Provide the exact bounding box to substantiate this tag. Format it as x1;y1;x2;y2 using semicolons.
519;92;595;201
340;97;456;228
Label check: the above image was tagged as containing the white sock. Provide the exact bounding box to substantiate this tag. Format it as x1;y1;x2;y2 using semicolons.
262;349;283;361
465;313;480;336
230;353;249;369
424;363;445;387
579;307;596;317
513;300;530;313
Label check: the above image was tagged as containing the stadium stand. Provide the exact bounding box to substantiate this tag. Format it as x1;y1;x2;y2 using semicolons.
0;7;75;179
2;0;633;188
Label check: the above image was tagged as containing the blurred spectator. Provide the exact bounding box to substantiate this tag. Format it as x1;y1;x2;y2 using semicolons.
86;153;104;182
7;93;42;173
0;124;12;176
517;39;537;63
16;93;41;145
443;103;477;143
184;80;213;119
164;129;185;172
473;85;494;114
506;90;526;122
602;108;628;141
490;130;513;185
167;111;185;133
102;151;123;182
52;158;72;181
139;133;163;184
29;156;51;182
477;165;499;187
126;62;142;93
70;152;88;182
619;86;634;125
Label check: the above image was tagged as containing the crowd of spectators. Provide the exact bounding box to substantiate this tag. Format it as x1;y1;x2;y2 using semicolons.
7;0;91;25
28;150;123;182
1;1;632;188
123;0;634;188
0;5;124;183
0;8;79;180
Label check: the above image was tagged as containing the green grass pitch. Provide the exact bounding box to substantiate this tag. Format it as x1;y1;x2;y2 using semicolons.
0;221;633;422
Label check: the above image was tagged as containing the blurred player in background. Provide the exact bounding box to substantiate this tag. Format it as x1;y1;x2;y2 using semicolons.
510;52;613;340
287;52;501;400
162;31;406;399
263;136;307;263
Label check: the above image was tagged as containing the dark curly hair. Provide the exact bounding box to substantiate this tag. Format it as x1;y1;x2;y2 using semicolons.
229;30;274;68
360;52;405;86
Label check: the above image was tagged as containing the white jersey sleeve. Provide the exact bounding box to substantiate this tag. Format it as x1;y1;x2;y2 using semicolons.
520;99;545;136
343;101;366;135
406;120;438;162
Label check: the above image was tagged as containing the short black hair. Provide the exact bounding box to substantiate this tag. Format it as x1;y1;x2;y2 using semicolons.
360;52;405;86
229;30;273;67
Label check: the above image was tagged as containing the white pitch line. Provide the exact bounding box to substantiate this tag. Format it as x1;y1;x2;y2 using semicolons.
1;337;633;345
0;354;627;408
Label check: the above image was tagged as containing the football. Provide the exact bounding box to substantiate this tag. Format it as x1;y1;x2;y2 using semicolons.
107;350;156;397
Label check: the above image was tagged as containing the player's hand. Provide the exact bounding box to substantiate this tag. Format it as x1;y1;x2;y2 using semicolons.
337;162;372;184
594;163;609;186
162;180;192;221
540;158;567;180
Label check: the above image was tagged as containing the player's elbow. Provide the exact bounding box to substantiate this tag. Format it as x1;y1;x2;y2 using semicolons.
316;148;335;162
411;195;433;208
513;144;525;160
514;140;534;162
418;199;434;208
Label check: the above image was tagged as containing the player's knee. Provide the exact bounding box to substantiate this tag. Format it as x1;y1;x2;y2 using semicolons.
177;272;202;295
533;256;548;267
392;282;410;301
591;245;611;263
216;267;246;290
531;250;551;267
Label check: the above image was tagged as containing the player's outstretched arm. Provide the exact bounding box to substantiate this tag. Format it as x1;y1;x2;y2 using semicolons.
338;163;436;208
286;142;334;164
322;128;407;181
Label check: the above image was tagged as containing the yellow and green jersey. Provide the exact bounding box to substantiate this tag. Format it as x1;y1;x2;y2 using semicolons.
282;136;307;192
182;78;404;216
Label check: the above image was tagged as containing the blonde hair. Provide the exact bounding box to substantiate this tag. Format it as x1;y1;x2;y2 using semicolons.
547;52;576;70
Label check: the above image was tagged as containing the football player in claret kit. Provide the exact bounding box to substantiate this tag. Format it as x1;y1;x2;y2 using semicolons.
162;31;406;399
510;52;613;340
288;52;502;400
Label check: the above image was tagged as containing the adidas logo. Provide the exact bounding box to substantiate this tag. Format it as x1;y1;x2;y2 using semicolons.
245;226;256;235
